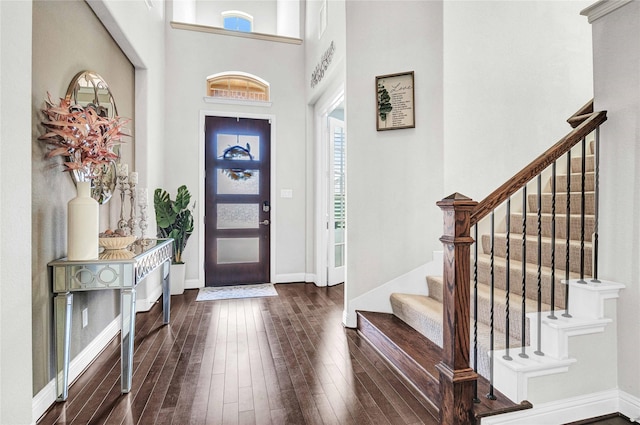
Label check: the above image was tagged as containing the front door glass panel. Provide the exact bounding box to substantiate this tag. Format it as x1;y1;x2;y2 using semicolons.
217;204;259;229
216;169;260;195
217;238;260;264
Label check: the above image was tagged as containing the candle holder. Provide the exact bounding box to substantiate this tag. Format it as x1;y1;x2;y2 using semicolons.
138;187;148;239
128;180;137;236
117;174;130;235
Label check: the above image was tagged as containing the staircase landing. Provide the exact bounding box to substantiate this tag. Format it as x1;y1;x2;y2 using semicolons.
357;310;532;422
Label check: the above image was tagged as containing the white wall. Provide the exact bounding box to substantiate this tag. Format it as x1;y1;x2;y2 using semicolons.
443;1;594;201
305;0;345;102
87;0;166;197
0;1;33;423
589;0;640;402
343;0;445;325
304;0;346;282
277;0;300;38
164;26;306;284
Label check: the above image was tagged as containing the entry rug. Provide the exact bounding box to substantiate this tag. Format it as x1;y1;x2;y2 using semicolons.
196;283;278;302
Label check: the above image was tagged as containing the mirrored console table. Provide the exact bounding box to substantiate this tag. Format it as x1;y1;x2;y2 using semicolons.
49;238;173;402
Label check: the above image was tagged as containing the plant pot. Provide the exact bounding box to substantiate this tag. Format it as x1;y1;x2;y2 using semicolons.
170;263;186;295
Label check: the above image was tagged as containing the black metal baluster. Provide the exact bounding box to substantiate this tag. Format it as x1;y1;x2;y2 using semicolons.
535;175;544;356
503;199;512;361
563;150;572;318
520;186;529;358
549;162;558;320
473;224;480;403
592;128;601;283
578;138;587;284
487;212;497;400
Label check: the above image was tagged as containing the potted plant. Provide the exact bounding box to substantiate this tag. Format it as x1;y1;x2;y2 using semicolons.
154;185;194;295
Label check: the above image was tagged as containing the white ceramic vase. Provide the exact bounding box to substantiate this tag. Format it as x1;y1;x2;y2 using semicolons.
68;181;99;260
170;263;186;295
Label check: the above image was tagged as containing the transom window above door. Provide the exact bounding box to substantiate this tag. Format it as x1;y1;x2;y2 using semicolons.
206;72;270;102
222;10;253;32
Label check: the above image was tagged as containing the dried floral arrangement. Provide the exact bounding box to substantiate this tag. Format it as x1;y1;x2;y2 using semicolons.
39;93;129;179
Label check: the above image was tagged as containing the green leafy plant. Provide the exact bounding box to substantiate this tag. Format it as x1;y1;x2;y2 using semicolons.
154;185;195;264
377;82;393;125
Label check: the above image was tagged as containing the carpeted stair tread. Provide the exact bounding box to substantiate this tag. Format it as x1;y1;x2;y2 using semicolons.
571;154;594;173
510;213;594;242
475;253;579;307
529;192;595;215
426;275;543;342
482;232;593;275
554;172;595;192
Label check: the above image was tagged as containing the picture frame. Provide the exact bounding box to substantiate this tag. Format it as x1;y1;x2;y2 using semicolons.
375;71;415;131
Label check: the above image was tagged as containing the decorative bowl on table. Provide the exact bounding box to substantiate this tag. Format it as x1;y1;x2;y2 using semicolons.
99;235;137;251
99;249;135;260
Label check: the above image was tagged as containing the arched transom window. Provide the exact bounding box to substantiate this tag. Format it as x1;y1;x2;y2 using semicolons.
222;10;253;33
206;72;270;102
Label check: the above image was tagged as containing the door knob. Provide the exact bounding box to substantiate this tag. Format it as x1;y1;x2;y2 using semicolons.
259;220;270;225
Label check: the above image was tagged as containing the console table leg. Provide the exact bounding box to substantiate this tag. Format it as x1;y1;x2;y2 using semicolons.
162;259;171;324
54;292;73;401
120;288;136;393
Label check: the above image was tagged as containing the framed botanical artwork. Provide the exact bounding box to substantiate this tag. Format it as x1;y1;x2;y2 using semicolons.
375;71;415;131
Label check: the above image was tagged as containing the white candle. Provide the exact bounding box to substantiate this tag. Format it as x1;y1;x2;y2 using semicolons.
129;171;138;185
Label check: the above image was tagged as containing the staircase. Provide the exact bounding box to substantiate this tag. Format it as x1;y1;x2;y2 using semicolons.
389;140;595;380
356;103;624;424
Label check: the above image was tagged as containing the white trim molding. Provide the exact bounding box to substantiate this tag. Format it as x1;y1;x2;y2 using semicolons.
581;0;633;23
203;96;272;108
481;389;640;425
170;21;302;45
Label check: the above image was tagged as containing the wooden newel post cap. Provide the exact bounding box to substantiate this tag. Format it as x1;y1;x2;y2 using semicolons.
436;192;477;209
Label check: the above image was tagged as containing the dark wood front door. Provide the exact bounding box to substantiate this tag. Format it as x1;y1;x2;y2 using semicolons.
204;116;271;286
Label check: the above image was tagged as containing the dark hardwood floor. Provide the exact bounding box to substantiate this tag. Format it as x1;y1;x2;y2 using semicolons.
37;283;438;425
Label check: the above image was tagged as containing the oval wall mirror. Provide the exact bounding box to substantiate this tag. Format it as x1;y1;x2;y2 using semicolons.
65;71;120;204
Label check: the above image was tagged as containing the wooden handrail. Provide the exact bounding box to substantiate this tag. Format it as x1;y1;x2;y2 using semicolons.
470;110;607;226
567;99;594;128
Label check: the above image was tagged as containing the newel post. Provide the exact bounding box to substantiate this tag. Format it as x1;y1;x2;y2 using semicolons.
436;193;478;425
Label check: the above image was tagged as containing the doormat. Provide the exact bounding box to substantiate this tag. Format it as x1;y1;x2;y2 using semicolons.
196;283;278;302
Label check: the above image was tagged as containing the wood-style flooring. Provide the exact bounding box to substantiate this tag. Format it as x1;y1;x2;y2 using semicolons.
37;283;438;425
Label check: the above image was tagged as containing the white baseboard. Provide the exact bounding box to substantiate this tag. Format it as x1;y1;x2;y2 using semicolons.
136;280;163;313
481;389;633;425
185;278;202;289
32;315;121;422
275;273;306;283
620;390;640;422
343;308;357;328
